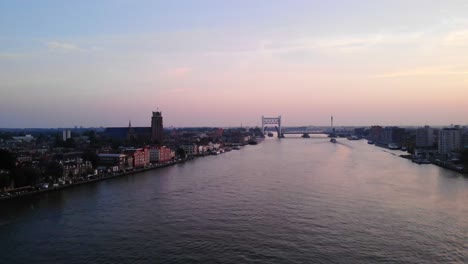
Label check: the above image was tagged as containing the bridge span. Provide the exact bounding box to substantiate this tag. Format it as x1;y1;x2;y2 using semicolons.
280;130;353;138
262;115;353;138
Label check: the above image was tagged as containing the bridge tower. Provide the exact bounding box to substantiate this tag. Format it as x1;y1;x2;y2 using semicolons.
262;116;282;138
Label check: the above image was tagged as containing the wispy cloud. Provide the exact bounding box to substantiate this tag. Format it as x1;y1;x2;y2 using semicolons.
255;31;428;57
46;41;83;52
314;35;385;53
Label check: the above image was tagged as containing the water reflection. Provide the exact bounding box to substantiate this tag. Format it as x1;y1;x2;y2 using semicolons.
0;139;467;263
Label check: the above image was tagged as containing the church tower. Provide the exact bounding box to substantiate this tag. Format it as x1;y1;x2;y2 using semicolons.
151;111;164;144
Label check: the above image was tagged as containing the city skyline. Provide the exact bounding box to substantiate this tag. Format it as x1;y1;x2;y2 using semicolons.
1;1;468;128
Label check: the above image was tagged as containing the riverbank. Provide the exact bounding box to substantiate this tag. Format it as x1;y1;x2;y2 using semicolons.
0;157;194;202
0;142;255;202
399;154;466;174
370;141;466;174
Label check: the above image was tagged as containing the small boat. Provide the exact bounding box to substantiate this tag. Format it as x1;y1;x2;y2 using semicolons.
388;143;400;150
367;140;374;144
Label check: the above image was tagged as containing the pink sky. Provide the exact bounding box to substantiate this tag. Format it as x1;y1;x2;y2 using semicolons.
1;1;467;127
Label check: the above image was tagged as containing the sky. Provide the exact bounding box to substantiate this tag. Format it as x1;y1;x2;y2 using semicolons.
1;0;468;128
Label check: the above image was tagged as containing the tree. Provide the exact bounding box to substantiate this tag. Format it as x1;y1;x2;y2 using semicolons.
83;130;97;145
45;161;64;182
82;151;99;169
63;138;76;148
0;173;11;190
11;167;40;188
176;148;186;159
53;134;75;148
0;132;13;141
0;149;16;170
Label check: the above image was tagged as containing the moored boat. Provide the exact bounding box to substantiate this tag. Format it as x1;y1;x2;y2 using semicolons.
388;143;400;150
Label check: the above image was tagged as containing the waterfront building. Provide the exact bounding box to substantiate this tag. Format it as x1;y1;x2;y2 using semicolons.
151;111;164;144
463;132;468;149
197;145;210;155
124;147;150;168
438;128;462;155
392;127;406;146
379;126;405;146
159;146;175;162
382;127;393;144
180;144;198;156
126;156;133;168
98;154;127;170
416;126;435;148
149;146;159;163
369;126;383;143
149;146;174;163
62;160;93;178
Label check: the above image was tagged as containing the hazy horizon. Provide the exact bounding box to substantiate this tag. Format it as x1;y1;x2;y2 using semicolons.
0;122;466;130
1;1;468;128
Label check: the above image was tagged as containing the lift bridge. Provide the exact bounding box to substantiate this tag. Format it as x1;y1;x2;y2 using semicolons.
262;115;352;138
262;116;283;138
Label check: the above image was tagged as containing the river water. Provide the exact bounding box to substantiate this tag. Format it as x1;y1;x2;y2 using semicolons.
0;136;467;263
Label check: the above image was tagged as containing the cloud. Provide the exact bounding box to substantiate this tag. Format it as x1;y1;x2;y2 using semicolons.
314;35;385;53
46;41;83;52
255;32;428;58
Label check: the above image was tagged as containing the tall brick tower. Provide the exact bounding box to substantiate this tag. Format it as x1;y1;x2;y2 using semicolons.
151;111;164;144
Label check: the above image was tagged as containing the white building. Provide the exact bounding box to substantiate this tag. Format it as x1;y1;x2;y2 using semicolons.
181;144;198;156
438;128;461;155
62;130;72;141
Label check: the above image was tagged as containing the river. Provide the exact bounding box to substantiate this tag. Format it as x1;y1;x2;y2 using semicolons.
0;136;467;263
